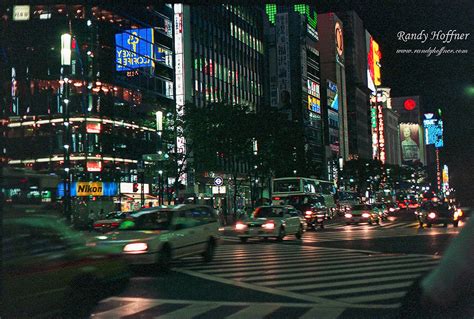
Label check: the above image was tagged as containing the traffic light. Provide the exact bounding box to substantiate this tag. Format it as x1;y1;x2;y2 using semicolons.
132;183;139;192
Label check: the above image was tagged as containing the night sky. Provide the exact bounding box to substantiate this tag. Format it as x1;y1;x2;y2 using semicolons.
318;0;474;205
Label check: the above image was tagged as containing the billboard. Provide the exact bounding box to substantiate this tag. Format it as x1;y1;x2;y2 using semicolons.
57;182;118;197
276;13;291;107
115;28;154;71
400;123;421;162
308;96;321;113
366;32;382;92
327;80;338;111
423;116;444;148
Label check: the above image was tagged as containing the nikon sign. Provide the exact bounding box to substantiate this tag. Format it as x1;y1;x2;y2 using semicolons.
77;182;103;196
57;182;118;197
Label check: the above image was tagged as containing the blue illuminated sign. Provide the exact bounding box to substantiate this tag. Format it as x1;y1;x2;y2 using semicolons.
330;93;339;111
424;118;443;148
115;29;154;71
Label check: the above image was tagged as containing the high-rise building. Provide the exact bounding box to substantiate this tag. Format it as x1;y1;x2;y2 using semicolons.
173;4;265;209
317;12;349;181
336;11;373;160
263;4;324;177
391;96;427;165
1;4;174;213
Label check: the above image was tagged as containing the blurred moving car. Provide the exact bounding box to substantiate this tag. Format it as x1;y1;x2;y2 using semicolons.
345;204;380;225
336;191;359;216
93;211;130;233
235;206;304;243
416;201;460;228
93;204;220;270
3;214;130;319
385;202;399;213
275;194;329;228
373;203;389;221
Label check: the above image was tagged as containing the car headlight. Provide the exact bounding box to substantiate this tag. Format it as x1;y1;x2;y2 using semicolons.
262;222;275;230
362;213;370;218
345;213;352;218
305;211;312;216
428;212;436;219
235;222;247;230
123;242;148;253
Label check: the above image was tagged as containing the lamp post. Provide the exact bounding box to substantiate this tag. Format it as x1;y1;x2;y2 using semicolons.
61;32;72;223
156;110;164;204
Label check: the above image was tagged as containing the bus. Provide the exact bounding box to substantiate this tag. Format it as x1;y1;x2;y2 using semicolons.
2;167;61;214
271;177;337;213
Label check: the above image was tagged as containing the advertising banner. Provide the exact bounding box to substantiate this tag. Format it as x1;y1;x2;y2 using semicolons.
400;123;421;161
57;182;118;197
115;28;154;71
276;13;291;107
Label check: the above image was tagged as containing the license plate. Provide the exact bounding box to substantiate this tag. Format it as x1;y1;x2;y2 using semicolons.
250;229;259;235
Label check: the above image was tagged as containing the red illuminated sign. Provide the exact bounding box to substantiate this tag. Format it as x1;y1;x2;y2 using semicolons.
404;99;417;111
86;122;101;133
87;161;102;172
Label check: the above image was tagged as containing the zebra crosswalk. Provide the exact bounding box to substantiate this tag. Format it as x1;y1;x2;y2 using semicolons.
323;220;420;230
92;297;350;319
176;244;439;309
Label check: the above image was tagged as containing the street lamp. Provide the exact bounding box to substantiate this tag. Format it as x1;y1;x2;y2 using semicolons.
61;32;72;223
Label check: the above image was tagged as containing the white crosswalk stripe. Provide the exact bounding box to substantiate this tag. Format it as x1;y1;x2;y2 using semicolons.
91;297;348;319
179;244;439;308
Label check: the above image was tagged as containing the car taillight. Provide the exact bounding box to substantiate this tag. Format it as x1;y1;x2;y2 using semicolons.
111;222;120;227
123;242;148;252
345;213;352;218
305;211;312;216
389;208;395;212
262;222;275;230
428;212;436;219
362;213;370;218
235;222;247;230
93;223;103;228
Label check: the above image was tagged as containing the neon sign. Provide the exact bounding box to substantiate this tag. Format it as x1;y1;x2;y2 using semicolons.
115;29;154;71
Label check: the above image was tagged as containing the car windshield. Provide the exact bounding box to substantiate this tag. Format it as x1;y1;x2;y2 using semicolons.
105;212;126;219
119;210;172;230
253;207;285;218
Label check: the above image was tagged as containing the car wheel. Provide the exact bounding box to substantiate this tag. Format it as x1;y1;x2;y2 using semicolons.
368;220;373;225
376;219;380;225
156;245;172;271
295;226;303;239
62;275;100;319
319;223;324;229
427;223;432;228
346;222;351;225
202;238;216;262
240;237;248;243
276;227;285;241
443;223;448;228
453;221;459;227
418;221;424;228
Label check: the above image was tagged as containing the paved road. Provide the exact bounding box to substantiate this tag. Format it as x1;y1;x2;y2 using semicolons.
90;212;468;319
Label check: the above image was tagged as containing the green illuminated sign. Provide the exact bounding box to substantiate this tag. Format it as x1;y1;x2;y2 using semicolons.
265;4;277;24
294;4;317;29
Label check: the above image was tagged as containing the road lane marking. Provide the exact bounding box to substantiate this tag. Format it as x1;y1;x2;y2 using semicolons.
337;291;407;303
174;268;399;309
156;303;222;319
310;281;414;297
224;304;281;319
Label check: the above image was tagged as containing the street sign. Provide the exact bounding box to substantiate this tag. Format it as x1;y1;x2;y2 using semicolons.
214;176;223;186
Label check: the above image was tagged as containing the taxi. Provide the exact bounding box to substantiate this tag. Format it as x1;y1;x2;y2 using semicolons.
93;205;220;270
234;205;305;243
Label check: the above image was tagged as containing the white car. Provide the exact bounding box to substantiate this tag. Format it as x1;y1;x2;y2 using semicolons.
234;205;305;243
93;204;220;270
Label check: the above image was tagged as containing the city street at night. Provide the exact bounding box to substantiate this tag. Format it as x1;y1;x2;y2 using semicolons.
89;209;468;319
2;1;473;319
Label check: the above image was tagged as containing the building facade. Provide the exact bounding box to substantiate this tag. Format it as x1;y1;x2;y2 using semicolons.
317;12;349;181
1;4;175;214
336;11;372;160
263;4;324;177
